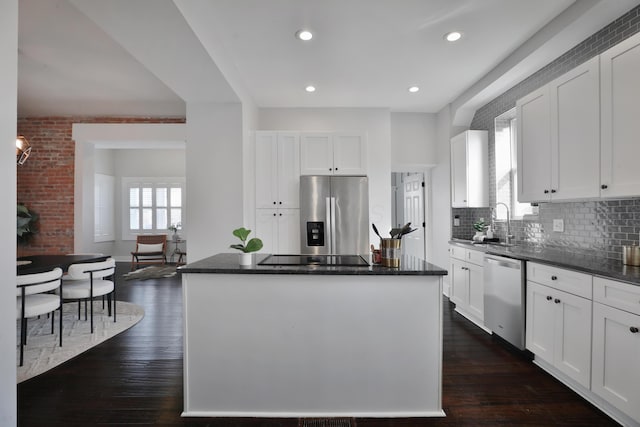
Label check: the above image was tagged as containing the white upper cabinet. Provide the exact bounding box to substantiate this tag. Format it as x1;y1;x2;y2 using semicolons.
300;132;367;175
450;130;488;208
600;32;640;198
255;131;300;209
517;57;600;202
550;57;600;200
517;86;551;202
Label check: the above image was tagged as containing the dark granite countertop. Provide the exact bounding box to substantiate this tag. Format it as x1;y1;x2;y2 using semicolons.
179;253;448;276
449;239;640;286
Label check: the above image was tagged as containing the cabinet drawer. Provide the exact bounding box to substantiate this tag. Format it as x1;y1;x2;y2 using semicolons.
466;249;485;266
594;277;640;315
527;262;592;299
450;245;467;261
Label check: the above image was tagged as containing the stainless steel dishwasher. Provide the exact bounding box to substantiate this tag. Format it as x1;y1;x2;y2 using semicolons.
484;254;526;349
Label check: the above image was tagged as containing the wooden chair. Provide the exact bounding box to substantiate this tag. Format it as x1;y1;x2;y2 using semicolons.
130;234;167;270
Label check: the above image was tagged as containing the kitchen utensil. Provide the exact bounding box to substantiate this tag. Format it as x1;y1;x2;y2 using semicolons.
389;227;402;238
372;223;382;239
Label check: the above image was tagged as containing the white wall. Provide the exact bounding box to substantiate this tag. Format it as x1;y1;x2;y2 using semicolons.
186;102;244;262
430;105;467;292
257;108;392;245
1;1;18;424
390;112;437;171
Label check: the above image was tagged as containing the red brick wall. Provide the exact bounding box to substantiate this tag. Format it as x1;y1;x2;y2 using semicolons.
16;116;185;256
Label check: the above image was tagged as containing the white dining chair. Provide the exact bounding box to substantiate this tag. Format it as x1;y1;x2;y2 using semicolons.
17;267;64;367
62;258;116;333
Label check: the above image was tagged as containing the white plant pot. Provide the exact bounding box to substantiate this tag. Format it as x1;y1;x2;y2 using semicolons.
239;252;252;266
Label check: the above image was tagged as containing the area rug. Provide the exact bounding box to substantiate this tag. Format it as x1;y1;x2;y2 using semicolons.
123;265;177;281
17;300;144;383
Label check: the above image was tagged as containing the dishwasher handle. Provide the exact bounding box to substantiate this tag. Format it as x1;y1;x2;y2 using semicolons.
484;254;522;270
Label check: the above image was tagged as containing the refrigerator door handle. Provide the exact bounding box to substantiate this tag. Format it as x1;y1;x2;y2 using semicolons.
330;197;336;254
325;197;332;253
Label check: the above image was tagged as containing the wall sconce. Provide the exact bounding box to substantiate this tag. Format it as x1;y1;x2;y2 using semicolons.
16;136;31;165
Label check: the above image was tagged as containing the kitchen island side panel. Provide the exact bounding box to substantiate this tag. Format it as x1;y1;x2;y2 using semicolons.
182;273;443;418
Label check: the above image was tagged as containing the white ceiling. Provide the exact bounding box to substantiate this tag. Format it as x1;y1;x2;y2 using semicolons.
16;0;640;118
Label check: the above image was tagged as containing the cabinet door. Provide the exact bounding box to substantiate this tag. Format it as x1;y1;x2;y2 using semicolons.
450;132;468;207
550;57;600;200
449;258;469;307
255;209;278;254
467;262;484;321
592;302;640;420
300;133;333;175
601;32;640;198
277;133;300;208
255;132;278;209
333;133;367;175
276;209;300;254
517;86;551;202
526;282;555;364
553;290;592;388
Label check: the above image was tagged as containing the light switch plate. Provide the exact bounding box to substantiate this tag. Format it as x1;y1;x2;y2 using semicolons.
553;219;564;232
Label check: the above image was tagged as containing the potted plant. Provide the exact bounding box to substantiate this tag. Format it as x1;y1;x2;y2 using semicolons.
473;218;488;242
168;223;181;241
230;227;263;265
17;204;39;244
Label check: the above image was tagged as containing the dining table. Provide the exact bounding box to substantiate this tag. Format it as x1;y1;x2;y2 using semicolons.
17;254;110;275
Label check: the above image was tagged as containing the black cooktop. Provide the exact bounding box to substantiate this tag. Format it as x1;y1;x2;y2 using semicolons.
258;254;369;267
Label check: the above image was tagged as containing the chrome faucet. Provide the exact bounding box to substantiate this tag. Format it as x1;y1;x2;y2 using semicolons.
495;202;514;244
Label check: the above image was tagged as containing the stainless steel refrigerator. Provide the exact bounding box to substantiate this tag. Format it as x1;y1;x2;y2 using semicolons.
300;175;369;255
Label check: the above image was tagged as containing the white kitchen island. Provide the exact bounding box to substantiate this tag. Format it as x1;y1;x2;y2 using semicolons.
180;253;447;418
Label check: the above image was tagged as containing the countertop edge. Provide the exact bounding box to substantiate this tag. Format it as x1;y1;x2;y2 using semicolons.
179;253;448;276
449;240;640;286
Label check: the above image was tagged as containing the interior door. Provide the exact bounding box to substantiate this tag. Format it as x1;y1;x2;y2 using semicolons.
403;173;425;260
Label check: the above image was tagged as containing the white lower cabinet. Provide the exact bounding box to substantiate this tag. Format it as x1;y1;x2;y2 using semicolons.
526;281;592;388
524;266;640;426
591;277;640;424
449;246;484;327
255;209;300;254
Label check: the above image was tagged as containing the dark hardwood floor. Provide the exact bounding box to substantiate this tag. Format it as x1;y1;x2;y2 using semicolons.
18;263;619;426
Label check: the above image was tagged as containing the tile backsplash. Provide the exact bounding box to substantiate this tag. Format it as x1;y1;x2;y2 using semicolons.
451;5;640;262
452;200;640;261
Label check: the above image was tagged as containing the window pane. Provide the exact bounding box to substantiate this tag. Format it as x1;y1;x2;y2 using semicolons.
156;188;167;207
157;208;168;229
142;188;153;207
171;188;182;207
129;188;139;207
142;208;153;229
130;208;140;230
171;208;182;227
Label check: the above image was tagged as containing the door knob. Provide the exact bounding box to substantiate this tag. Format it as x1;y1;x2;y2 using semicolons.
544;190;549;194
551;275;558;280
546;296;553;301
630;326;639;333
601;184;608;190
554;298;561;304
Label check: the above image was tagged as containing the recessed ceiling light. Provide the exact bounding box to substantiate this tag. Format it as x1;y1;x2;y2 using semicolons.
296;29;313;41
408;86;420;93
305;85;316;93
444;31;462;42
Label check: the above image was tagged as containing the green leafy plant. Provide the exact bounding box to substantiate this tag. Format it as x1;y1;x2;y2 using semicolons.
230;227;263;253
17;204;39;243
473;218;488;232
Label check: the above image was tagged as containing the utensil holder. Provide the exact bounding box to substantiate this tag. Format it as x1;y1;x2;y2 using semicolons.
623;245;640;266
381;238;401;268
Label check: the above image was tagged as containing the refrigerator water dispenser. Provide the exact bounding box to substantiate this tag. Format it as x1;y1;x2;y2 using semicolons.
306;221;325;246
